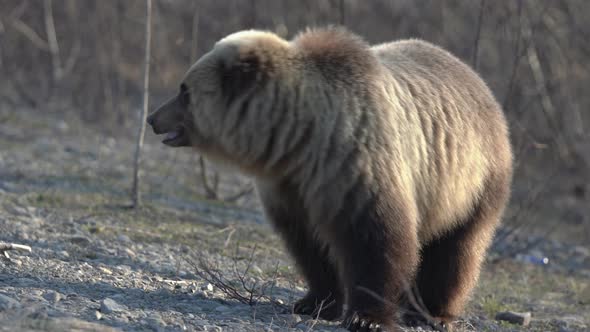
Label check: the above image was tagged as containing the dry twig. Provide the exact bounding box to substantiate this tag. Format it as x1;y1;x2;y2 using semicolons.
0;242;32;260
188;245;283;308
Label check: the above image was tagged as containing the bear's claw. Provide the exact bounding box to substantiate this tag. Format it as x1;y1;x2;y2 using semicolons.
343;312;388;332
402;312;451;332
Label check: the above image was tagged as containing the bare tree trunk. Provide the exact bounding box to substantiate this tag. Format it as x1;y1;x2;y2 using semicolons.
339;0;345;25
502;0;523;111
190;4;199;64
521;10;571;163
43;0;62;81
132;0;152;208
471;0;486;70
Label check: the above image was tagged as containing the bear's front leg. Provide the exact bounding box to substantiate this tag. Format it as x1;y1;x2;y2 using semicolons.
324;190;419;332
257;181;344;320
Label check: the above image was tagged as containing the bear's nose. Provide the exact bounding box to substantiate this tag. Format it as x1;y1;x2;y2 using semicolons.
146;113;155;126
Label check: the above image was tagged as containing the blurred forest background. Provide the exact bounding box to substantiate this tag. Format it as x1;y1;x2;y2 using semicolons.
0;0;588;245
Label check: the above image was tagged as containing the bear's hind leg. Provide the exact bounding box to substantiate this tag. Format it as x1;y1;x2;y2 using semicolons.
411;172;511;328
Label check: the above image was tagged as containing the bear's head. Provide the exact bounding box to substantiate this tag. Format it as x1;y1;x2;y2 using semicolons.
147;27;375;176
147;30;294;169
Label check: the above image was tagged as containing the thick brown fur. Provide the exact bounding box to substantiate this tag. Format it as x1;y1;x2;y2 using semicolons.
147;27;513;332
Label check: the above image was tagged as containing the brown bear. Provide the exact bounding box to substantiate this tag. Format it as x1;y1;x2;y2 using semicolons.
147;27;513;332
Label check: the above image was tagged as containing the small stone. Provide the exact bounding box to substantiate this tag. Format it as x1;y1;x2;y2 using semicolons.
573;245;590;257
124;248;136;258
100;297;127;314
117;234;131;243
68;236;91;245
203;326;222;332
10;259;22;266
202;283;214;292
251;265;264;275
88;226;104;234
115;265;132;275
99;267;113;275
495;311;531;326
43;290;62;303
282;314;302;324
95;310;102;320
16;232;29;241
145;316;167;331
0;293;21;311
58;250;70;259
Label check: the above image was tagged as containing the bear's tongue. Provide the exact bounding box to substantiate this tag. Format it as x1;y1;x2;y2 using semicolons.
165;130;180;141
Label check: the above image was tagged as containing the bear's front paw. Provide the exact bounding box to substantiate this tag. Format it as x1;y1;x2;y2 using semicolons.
342;311;395;332
402;312;452;332
430;316;454;332
293;292;342;321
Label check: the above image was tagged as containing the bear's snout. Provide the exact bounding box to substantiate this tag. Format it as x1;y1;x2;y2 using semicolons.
146;96;191;147
146;95;185;135
146;113;156;127
146;111;165;135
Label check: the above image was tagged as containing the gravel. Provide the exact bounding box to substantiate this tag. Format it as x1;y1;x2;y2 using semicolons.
43;290;63;304
0;293;21;311
100;298;128;314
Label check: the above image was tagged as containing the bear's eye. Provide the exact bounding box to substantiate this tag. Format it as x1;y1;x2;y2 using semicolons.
179;83;190;107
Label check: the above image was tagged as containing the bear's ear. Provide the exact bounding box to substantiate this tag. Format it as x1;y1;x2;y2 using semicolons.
218;50;265;103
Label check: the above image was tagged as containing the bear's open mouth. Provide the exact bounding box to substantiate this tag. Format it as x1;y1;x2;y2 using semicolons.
161;126;187;147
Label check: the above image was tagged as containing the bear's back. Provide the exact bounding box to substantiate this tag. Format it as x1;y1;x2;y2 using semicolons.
371;39;512;242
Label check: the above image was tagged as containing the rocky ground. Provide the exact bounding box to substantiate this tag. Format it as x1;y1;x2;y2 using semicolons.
0;106;588;331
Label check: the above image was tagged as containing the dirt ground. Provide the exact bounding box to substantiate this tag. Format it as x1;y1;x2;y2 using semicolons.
0;106;588;331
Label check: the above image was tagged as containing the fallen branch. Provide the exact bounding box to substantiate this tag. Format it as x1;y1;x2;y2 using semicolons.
0;242;32;260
